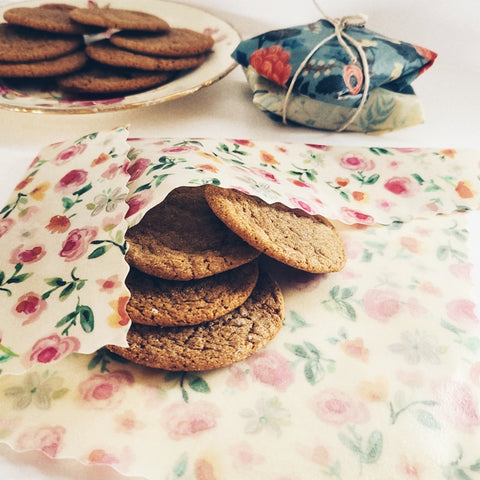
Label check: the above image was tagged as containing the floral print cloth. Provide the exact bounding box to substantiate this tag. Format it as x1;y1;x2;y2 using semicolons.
243;66;425;133
231;18;437;131
0;130;479;479
0;127;132;375
231;19;437;107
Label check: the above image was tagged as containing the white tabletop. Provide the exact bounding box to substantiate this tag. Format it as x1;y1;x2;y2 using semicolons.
0;0;479;478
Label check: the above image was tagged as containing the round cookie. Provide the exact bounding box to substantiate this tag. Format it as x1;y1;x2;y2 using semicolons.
0;50;87;77
125;185;261;281
0;23;84;62
107;271;284;371
125;261;259;327
3;5;101;35
204;185;347;274
111;28;214;57
69;7;170;32
57;64;172;94
86;40;208;71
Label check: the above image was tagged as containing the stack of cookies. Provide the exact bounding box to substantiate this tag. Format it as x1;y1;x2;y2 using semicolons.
0;6;88;80
107;185;346;371
0;4;214;95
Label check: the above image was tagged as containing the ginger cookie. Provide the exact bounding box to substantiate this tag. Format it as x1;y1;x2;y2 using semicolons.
125;260;259;327
107;271;284;371
86;40;208;71
125;185;260;281
111;28;214;57
3;5;101;35
57;64;171;94
204;185;347;273
0;23;84;62
69;7;170;32
0;49;87;77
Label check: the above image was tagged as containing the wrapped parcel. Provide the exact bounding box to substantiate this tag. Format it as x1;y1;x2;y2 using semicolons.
232;18;437;132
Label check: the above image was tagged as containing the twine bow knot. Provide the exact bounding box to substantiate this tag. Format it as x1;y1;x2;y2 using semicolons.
281;4;370;132
330;14;368;62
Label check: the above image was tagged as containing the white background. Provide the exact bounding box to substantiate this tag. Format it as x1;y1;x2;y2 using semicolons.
0;0;479;478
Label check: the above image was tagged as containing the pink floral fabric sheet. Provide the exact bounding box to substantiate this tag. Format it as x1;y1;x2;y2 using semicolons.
0;130;479;479
0;127;132;375
124;139;480;228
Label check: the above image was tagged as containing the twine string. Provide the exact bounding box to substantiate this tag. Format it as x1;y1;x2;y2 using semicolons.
281;2;370;132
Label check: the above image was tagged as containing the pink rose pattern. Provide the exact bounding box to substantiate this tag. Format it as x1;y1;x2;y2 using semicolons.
15;425;66;457
124;139;480;227
163;401;220;440
0;135;480;480
0;127;131;374
78;370;134;409
246;350;294;391
24;334;80;367
311;388;370;425
53;143;87;165
59;226;98;262
12;291;47;325
54;169;88;193
363;289;402;322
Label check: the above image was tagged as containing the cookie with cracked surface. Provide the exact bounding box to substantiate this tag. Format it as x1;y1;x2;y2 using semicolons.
0;49;87;77
107;270;284;371
204;185;347;273
69;7;170;32
0;23;84;62
125;185;261;281
86;40;208;71
3;5;102;35
57;64;172;93
110;28;214;57
125;260;259;327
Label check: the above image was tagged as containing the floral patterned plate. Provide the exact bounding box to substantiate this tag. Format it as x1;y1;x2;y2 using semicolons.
0;0;241;114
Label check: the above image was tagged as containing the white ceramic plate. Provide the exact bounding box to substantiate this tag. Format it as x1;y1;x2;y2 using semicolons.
0;0;241;113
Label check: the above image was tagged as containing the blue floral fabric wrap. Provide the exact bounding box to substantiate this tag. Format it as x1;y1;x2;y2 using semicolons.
232;19;437;109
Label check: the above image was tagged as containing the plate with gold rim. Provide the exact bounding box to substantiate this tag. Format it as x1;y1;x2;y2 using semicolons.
0;0;241;114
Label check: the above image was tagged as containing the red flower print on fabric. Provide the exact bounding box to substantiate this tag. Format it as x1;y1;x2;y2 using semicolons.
343;64;363;95
25;334;80;366
53;143;87;165
127;158;150;181
79;370;134;409
363;289;401;323
163;401;220;440
247;350;294;391
384;176;419;197
340;207;375;225
340;153;375;171
125;190;154;218
15;425;66;458
54;169;88;194
46;215;71;234
249;45;292;87
311;388;370;426
10;244;46;264
59;227;98;262
13;292;47;325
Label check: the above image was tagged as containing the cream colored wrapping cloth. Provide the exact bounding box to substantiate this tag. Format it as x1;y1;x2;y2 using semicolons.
245;66;425;133
0;131;479;480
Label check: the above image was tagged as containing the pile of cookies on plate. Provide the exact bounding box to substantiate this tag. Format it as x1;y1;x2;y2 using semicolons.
0;3;214;95
107;184;347;371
